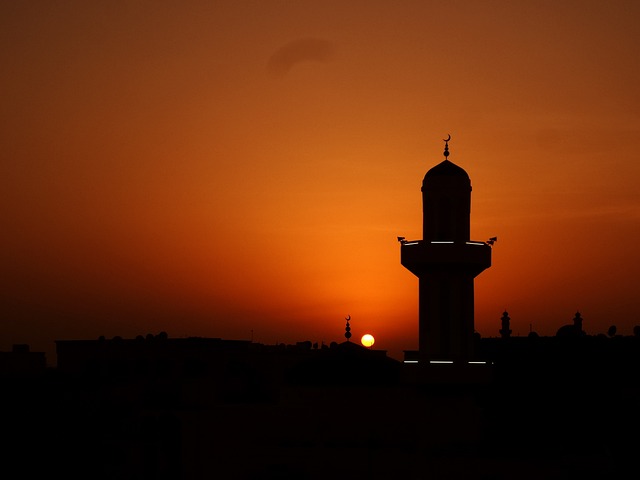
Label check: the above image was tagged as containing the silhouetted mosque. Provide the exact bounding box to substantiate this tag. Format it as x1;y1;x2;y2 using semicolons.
2;138;640;479
556;310;586;337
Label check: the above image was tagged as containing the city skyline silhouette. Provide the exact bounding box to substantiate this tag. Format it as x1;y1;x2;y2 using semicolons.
3;135;640;478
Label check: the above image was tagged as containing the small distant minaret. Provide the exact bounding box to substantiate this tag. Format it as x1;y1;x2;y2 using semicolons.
573;311;583;333
401;136;492;363
499;310;512;339
344;315;352;342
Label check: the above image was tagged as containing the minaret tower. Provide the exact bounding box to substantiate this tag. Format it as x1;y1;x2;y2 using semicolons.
499;310;512;339
401;136;491;364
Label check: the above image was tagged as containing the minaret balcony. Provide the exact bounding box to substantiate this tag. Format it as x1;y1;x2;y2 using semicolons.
401;240;491;277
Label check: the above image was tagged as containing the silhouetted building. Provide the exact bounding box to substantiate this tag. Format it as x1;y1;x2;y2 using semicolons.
5;319;640;480
556;310;586;337
401;137;491;364
0;344;46;375
499;310;512;338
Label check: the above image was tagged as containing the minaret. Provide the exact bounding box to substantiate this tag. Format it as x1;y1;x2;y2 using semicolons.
401;136;491;364
572;311;583;333
344;315;352;341
499;310;512;339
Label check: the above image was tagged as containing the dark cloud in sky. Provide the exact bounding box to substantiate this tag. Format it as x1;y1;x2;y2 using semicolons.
267;38;335;76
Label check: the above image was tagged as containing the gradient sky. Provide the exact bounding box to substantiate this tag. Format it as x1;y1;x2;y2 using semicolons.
2;0;639;364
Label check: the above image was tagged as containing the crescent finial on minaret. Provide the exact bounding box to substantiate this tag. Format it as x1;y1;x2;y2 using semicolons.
443;134;451;159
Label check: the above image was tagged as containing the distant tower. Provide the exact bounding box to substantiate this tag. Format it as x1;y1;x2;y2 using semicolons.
401;136;492;363
572;311;583;332
499;310;512;339
344;315;352;341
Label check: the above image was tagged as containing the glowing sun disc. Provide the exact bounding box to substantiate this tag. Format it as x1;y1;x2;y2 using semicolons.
361;334;375;348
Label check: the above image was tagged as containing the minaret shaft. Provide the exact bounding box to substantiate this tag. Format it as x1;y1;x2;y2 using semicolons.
418;275;475;361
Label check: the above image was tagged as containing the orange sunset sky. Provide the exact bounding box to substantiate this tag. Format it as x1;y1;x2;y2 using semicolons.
2;1;639;364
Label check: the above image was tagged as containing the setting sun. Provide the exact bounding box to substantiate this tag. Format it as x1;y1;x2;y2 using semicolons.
361;334;375;348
